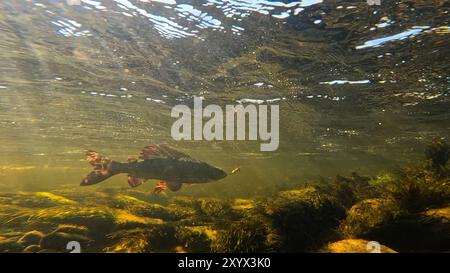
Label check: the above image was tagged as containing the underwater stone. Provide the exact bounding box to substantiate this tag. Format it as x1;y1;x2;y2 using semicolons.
53;224;89;236
425;138;449;167
171;196;197;207
197;198;235;218
339;198;399;238
113;209;164;228
0;236;24;253
109;194;152;209
19;205;118;240
104;228;150;253
40;232;92;251
322;239;397;253
23;244;42;253
104;237;149;253
212;218;270;253
17;230;44;245
361;206;450;252
175;226;217;253
1;192;77;208
266;187;346;252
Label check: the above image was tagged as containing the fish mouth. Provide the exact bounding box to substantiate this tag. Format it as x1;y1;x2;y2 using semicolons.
218;169;227;179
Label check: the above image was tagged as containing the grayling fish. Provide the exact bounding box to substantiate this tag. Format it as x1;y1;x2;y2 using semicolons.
80;144;227;193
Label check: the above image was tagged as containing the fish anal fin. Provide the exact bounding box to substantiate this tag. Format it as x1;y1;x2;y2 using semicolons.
127;176;145;188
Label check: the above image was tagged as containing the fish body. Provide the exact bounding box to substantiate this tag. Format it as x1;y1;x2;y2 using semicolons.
80;144;227;192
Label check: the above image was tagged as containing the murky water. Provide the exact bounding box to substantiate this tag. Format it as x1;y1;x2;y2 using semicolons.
0;0;448;198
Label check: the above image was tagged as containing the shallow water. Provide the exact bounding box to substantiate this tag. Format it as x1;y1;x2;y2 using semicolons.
0;0;448;198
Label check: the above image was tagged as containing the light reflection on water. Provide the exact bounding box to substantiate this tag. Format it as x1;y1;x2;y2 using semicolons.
33;0;325;39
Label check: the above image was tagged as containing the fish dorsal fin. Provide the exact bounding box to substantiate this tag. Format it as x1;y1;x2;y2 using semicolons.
139;144;197;162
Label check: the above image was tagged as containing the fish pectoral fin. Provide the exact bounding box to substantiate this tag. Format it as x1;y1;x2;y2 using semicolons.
153;181;182;194
127;176;145;188
167;181;182;192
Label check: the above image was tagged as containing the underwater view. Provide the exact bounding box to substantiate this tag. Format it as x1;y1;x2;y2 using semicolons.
0;0;449;254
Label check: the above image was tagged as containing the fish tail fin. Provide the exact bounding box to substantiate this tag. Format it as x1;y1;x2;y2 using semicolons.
81;150;119;186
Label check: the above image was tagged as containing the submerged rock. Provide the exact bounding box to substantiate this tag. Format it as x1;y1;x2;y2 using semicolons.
17;230;44;245
322;239;397;253
105;224;178;253
175;226;217;253
0;236;24;253
104;229;150;253
197;198;234;218
30;206;117;237
425;138;449;168
53;224;89;236
360;206;450;253
40;232;92;252
0;192;77;208
266;187;346;252
339;198;400;238
212;218;271;253
23;244;42;253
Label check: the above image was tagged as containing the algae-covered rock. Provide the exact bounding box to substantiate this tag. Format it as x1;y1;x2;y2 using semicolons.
40;232;92;252
109;194;151;209
0;192;77;208
424;206;450;220
109;194;195;221
320;173;377;209
212;218;271;253
266;187;346;252
113;209;164;228
53;224;89;236
171;196;197;208
146;224;178;251
322;239;397;253
230;199;259;216
105;224;177;253
30;205;116;236
104;229;150;253
17;230;44;245
23;244;42;253
359;206;450;253
339;198;400;238
175;226;217;253
104;237;149;253
425;138;449;168
0;236;24;253
197;198;235;218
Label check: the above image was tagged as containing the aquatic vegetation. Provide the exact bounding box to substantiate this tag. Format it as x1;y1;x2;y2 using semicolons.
425;138;450;169
376;163;449;213
319;172;378;209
